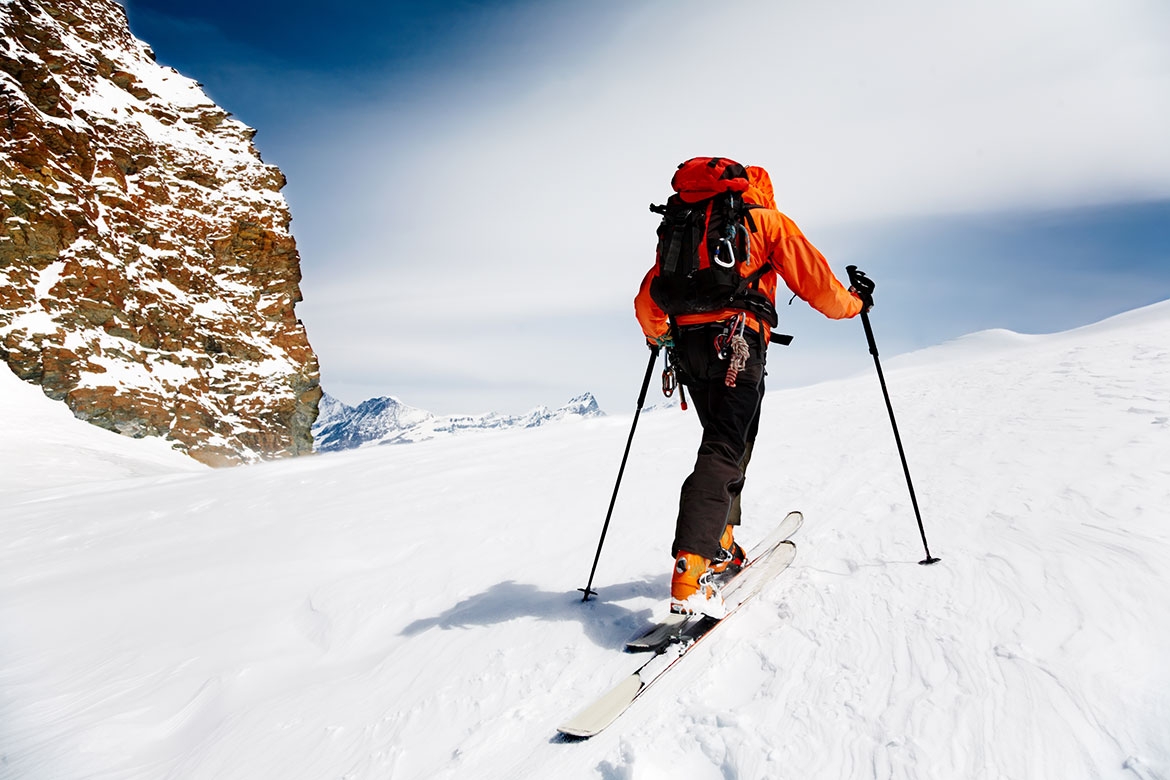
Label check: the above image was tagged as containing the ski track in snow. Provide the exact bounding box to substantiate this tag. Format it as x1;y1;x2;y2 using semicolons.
1;302;1169;780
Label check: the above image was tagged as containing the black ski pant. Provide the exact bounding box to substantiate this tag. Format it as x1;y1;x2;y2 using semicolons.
670;324;767;560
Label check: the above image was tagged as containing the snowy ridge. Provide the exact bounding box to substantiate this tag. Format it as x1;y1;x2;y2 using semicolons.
312;391;604;451
1;301;1168;779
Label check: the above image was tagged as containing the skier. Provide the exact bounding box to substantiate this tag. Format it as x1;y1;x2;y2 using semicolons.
635;157;871;616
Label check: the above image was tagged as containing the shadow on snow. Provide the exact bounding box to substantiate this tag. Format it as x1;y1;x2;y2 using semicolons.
400;576;670;650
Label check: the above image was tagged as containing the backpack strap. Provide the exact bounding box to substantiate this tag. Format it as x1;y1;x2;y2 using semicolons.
662;223;683;276
744;204;761;233
742;263;770;288
652;200;707;278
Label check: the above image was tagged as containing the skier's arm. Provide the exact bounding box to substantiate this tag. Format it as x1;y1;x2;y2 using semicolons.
634;266;671;341
766;214;862;320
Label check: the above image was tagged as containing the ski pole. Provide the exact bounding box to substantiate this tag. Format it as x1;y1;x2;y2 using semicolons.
580;344;660;601
846;266;940;566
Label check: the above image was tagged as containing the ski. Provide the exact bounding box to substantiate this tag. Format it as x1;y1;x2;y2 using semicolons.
624;510;803;652
558;534;798;739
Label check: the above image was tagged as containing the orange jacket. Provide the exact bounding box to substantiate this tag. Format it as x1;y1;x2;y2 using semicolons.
635;166;861;341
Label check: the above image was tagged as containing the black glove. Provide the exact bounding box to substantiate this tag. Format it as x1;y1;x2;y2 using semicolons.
845;265;875;312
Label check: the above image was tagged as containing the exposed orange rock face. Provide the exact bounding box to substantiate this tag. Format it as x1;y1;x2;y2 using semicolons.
1;0;321;465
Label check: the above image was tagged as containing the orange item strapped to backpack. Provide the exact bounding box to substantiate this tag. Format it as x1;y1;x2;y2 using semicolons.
671;157;752;203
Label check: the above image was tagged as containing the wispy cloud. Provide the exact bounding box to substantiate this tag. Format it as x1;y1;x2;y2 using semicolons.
121;0;1170;414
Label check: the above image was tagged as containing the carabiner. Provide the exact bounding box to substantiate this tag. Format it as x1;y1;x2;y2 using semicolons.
714;313;747;360
662;364;677;398
712;237;736;268
662;348;678;397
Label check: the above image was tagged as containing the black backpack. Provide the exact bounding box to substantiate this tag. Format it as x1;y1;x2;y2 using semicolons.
648;189;778;328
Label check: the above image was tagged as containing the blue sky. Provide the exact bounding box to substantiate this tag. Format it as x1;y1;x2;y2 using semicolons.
118;0;1170;415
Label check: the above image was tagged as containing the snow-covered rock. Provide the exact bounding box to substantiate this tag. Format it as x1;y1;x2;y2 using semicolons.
0;0;320;465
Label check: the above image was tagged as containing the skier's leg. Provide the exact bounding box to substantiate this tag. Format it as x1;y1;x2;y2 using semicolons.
727;439;754;527
671;362;764;559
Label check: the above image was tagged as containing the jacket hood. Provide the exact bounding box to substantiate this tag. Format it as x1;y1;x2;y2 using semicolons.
745;166;777;210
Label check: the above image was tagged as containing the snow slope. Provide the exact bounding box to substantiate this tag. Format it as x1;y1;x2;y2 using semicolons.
1;302;1168;780
0;369;205;493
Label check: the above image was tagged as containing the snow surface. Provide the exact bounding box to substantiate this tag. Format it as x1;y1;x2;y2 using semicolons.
2;302;1169;779
0;369;205;493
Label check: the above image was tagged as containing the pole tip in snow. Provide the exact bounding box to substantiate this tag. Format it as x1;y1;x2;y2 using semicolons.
919;556;941;566
578;587;598;601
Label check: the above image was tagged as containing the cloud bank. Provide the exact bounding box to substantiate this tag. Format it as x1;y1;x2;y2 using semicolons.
244;0;1170;412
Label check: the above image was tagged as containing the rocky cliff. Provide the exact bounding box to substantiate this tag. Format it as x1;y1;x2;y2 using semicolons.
0;0;320;465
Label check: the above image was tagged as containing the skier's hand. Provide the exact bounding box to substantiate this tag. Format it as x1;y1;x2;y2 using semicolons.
647;332;674;350
848;275;875;313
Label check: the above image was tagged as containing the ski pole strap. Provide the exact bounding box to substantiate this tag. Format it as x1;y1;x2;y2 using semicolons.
635;344;660;409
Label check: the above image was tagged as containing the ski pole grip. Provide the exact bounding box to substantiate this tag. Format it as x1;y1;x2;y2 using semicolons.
846;265;875;303
845;265;879;356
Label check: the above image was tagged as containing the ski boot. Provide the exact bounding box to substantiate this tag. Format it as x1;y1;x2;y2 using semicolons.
670;552;726;618
709;524;747;576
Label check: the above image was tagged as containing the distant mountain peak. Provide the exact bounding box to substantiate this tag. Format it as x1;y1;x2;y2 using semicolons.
561;392;602;417
312;392;604;452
